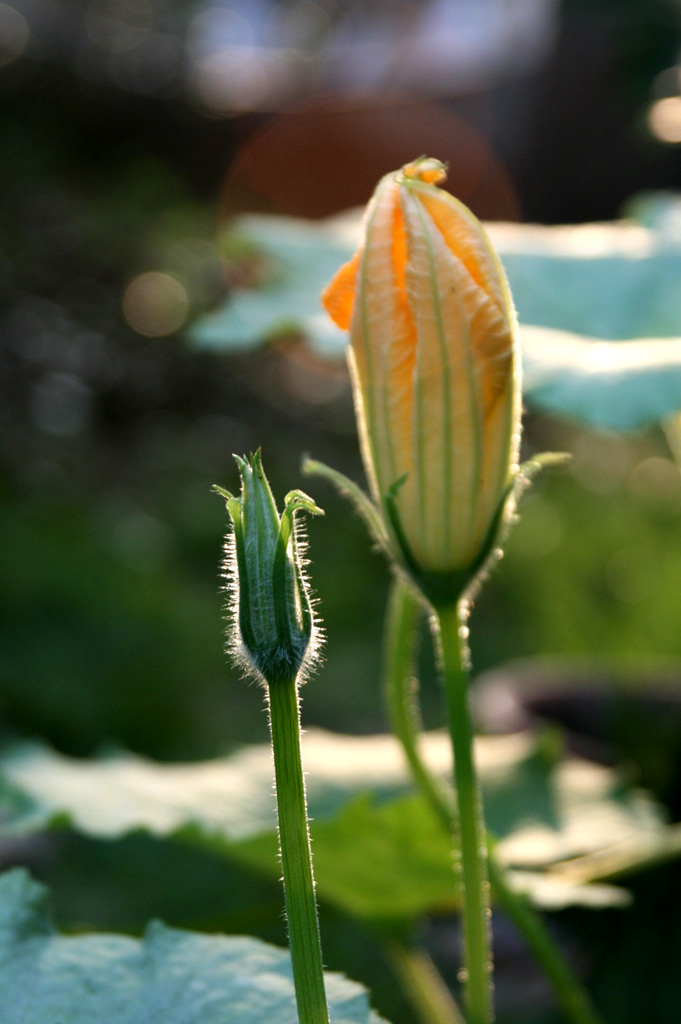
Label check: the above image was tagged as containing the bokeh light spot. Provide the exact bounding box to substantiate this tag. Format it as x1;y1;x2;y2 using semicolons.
192;47;274;113
220;94;519;221
122;272;189;337
627;456;681;513
85;0;153;53
30;372;93;438
0;3;29;67
647;96;681;144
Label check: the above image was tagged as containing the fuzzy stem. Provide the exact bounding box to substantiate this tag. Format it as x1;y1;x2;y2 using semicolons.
268;676;330;1024
384;577;604;1024
436;600;493;1024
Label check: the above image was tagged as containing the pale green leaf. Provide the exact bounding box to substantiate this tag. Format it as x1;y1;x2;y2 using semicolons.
502;869;631;910
519;325;681;430
486;214;681;342
191;214;359;359
0;730;670;919
190;201;681;429
0;869;387;1024
231;794;459;922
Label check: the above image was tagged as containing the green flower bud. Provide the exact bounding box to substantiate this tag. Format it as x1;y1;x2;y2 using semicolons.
214;451;324;686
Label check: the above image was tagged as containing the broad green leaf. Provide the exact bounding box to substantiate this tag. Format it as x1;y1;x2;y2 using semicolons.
520;325;681;430
487;215;681;341
230;790;632;918
192;214;358;359
0;869;387;1024
231;794;460;922
189;200;681;429
494;208;681;428
0;730;438;841
0;730;670;919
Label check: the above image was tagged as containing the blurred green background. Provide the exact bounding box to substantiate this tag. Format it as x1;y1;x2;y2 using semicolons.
3;0;681;1021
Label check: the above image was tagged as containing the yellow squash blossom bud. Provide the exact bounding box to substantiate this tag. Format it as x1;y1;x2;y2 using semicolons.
322;157;521;605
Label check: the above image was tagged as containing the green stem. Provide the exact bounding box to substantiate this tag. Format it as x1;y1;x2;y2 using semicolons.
386;941;466;1024
383;580;447;819
436;600;493;1024
268;676;330;1024
383;577;604;1024
488;870;602;1024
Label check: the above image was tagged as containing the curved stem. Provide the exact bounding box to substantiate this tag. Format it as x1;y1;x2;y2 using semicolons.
383;577;604;1024
436;600;493;1024
268;676;330;1024
488;872;602;1024
383;579;439;806
383;579;454;831
386;940;466;1024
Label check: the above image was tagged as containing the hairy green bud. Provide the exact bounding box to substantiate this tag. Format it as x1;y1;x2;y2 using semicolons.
214;451;324;686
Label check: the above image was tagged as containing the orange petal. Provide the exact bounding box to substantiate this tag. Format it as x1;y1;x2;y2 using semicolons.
400;186;516;570
353;179;415;504
412;185;508;314
321;251;361;330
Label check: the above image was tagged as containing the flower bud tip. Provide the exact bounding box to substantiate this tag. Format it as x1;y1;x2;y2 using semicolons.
215;453;323;686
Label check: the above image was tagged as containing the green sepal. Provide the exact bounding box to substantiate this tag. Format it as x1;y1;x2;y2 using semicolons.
304;452;570;612
514;451;572;489
422;452;571;609
302;457;391;555
211;484;234;502
214;454;323;686
271;491;324;669
400;494;509;610
424;451;572;609
284;489;325;519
